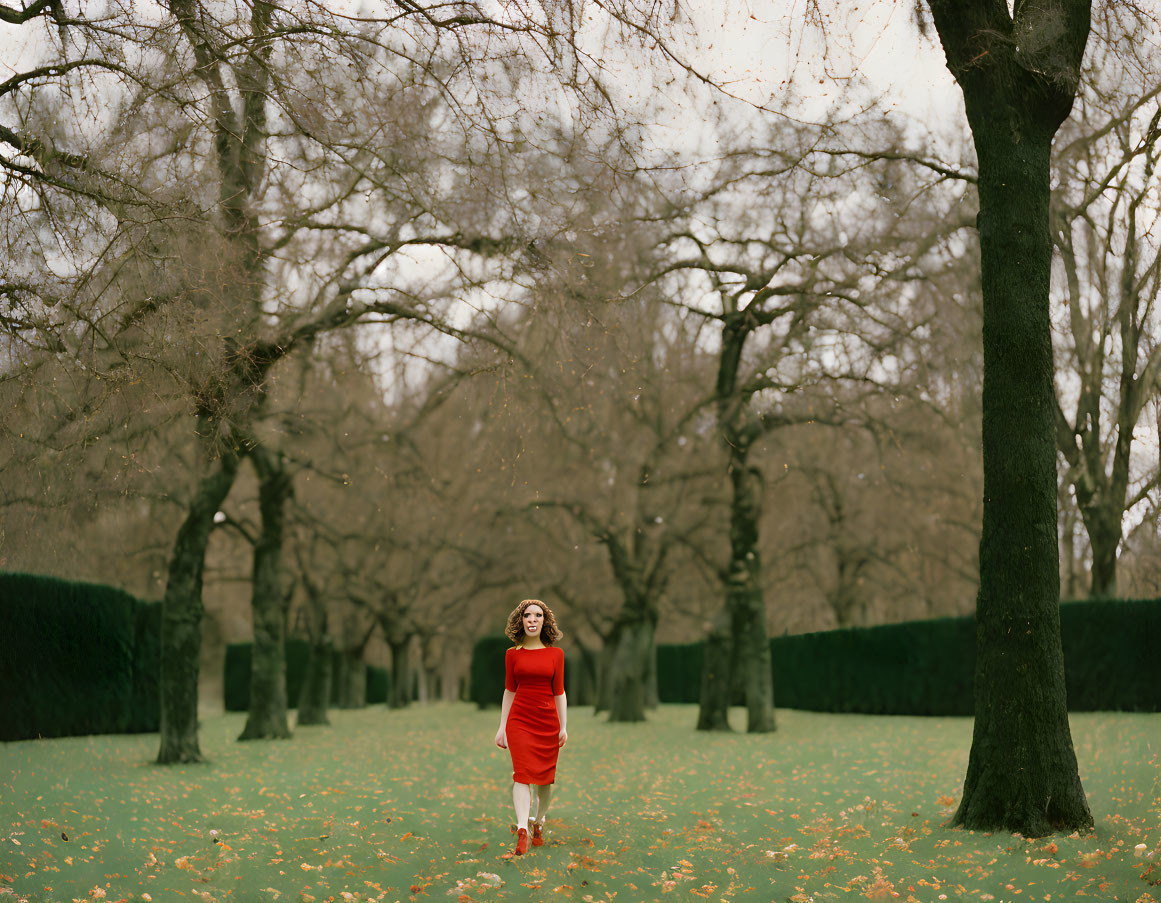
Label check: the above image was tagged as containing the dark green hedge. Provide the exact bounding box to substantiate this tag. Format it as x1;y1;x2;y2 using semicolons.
126;601;163;733
366;665;389;705
1060;598;1161;711
468;637;580;707
657;642;705;704
0;572;159;740
469;635;513;708
223;640;388;710
656;599;1160;715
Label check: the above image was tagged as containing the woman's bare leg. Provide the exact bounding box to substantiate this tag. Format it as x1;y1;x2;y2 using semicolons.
533;784;553;825
512;782;532;831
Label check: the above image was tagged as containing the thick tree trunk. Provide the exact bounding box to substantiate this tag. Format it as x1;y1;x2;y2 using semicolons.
428;670;442;700
1083;507;1120;597
696;604;734;731
646;638;659;709
573;639;598;707
388;638;411;709
593;640;614;714
735;559;775;732
297;635;332;726
158;445;240;763
333;650;366;709
698;446;775;732
947;100;1092;836
240;447;294;740
1060;495;1081;600
607;615;655;722
296;577;331;726
927;0;1094;837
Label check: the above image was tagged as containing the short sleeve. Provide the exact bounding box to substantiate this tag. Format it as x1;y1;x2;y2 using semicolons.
505;648;517;692
552;647;565;695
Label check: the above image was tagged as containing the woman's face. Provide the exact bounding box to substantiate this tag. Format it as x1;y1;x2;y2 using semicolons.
522;604;545;638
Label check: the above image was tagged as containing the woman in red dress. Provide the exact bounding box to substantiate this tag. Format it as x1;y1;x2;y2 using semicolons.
493;599;568;856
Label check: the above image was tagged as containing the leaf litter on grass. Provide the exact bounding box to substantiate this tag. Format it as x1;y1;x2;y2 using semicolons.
1;704;1157;901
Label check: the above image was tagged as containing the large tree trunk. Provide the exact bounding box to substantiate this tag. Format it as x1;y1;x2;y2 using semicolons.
646;638;659;709
333;650;366;709
240;446;294;740
297;635;332;726
929;0;1093;835
296;575;331;726
1082;506;1120;597
573;638;598;707
698;444;775;733
734;559;775;733
606;614;655;722
387;636;411;709
593;639;614;714
953;126;1092;835
158;442;240;763
696;604;734;731
1059;490;1082;600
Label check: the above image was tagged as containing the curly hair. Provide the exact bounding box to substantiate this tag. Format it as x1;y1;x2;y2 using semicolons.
505;598;563;646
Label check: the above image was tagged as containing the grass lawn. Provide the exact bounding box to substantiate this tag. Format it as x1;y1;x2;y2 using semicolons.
1;704;1158;902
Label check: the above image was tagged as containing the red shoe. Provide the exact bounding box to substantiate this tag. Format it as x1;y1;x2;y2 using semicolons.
514;827;529;855
531;822;544;846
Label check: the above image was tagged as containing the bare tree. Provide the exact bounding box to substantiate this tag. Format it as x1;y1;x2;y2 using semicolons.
637;109;973;733
1051;7;1161;597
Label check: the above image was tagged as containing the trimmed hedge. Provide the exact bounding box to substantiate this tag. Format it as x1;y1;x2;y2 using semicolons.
657;642;705;704
0;572;159;741
468;637;580;707
126;601;163;733
366;664;389;705
655;599;1161;715
469;635;513;708
223;640;388;711
768;616;976;715
1060;598;1161;711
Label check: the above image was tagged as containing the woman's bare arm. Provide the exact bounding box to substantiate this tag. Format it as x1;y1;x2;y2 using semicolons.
555;692;567;745
494;689;515;747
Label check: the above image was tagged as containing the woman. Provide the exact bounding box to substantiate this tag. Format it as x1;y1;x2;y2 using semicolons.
493;598;568;856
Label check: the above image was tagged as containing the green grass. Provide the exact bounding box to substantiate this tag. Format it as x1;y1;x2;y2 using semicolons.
1;704;1158;902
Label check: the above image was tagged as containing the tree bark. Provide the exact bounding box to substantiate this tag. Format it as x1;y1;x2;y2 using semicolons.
606;614;656;722
296;574;331;726
297;635;332;726
333;650;366;708
1082;506;1120;597
734;558;775;733
594;531;664;722
646;638;659;709
696;603;734;731
593;639;614;714
158;442;240;763
239;445;294;740
1059;489;1082;600
698;441;776;732
388;636;411;709
928;0;1093;836
573;638;598;706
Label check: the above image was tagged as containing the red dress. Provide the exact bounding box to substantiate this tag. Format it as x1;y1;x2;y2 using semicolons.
504;645;565;784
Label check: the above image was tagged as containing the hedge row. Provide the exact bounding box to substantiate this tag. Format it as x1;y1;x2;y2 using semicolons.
655;599;1161;715
465;635;602;708
223;640;389;711
470;598;1160;714
0;572;160;741
469;635;512;709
